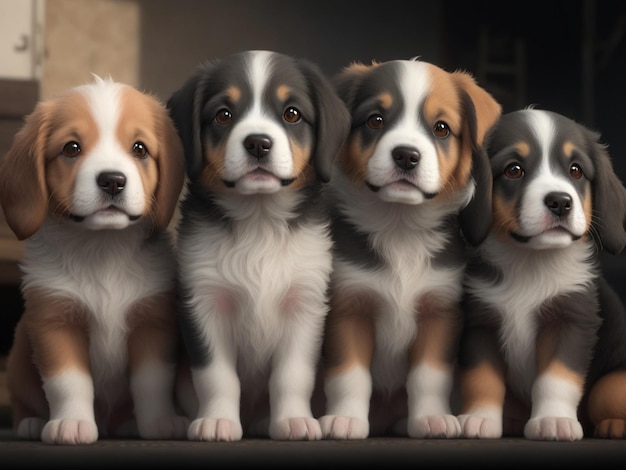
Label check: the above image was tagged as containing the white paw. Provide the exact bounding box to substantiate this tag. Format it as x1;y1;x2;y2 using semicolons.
458;414;502;439
41;419;98;445
138;415;189;440
408;414;461;438
269;417;322;440
16;417;46;440
524;417;583;441
187;417;243;441
319;415;368;439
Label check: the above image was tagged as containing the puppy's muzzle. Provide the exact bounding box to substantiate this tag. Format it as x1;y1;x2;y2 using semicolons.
98;171;126;196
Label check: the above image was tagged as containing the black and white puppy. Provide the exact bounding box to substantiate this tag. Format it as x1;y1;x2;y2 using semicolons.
167;50;350;441
320;59;501;439
457;108;626;440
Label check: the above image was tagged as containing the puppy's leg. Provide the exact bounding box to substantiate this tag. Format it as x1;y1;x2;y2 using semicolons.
127;293;189;440
19;293;98;445
185;321;243;442
267;296;327;441
406;299;462;438
585;370;626;438
524;325;587;441
456;326;506;438
320;292;375;440
7;320;48;439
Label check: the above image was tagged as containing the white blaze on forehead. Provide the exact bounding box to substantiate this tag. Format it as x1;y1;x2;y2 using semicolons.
222;51;295;188
367;60;441;199
518;110;588;242
71;79;147;223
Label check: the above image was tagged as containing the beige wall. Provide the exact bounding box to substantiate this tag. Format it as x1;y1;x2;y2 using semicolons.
41;0;140;99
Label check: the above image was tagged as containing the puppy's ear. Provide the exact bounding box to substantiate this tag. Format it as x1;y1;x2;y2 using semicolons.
453;72;502;246
0;101;53;240
298;59;351;183
150;96;186;231
167;64;210;179
586;131;626;255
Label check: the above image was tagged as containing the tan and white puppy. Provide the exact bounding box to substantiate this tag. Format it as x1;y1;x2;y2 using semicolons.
0;76;187;445
320;58;501;439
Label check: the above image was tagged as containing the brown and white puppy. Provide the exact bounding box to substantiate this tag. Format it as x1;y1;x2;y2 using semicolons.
320;58;501;439
167;50;350;441
0;76;187;445
457;108;626;440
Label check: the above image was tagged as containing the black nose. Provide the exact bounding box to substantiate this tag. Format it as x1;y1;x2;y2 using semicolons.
97;171;126;195
244;134;272;159
392;146;420;170
544;191;572;216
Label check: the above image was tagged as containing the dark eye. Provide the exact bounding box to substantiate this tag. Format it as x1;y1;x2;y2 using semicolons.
433;121;450;138
132;141;149;159
504;162;524;179
366;114;384;129
569;163;583;180
62;141;81;158
283;106;301;123
215;108;232;125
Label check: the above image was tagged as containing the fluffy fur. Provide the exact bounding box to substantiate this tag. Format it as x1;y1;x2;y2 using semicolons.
0;77;187;444
320;58;502;439
457;108;626;440
167;50;350;441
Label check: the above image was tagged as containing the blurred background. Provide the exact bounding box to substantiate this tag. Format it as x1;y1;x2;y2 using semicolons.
0;0;624;400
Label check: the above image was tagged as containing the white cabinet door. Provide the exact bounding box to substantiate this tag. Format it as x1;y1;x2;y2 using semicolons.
0;0;44;80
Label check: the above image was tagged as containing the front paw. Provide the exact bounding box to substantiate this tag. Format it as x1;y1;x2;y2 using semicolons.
16;417;46;440
524;417;583;441
458;414;502;439
319;415;368;439
139;415;189;440
269;417;322;440
41;419;98;445
408;414;461;438
594;419;626;438
187;417;243;441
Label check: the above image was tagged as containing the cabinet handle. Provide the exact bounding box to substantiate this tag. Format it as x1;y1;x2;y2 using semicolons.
14;34;29;52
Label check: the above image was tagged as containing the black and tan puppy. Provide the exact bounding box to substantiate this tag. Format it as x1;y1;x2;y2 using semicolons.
457;108;626;440
167;50;350;441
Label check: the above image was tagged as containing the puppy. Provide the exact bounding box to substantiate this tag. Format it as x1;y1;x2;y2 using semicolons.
167;50;350;441
457;108;626;440
320;58;501;439
0;76;187;444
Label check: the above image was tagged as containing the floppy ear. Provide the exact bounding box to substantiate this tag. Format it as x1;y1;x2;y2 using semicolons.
298;59;350;183
0;101;54;240
453;71;502;246
167;64;211;179
586;131;626;255
150;97;186;231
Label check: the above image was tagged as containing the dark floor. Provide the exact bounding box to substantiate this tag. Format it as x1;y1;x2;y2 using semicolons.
2;427;626;469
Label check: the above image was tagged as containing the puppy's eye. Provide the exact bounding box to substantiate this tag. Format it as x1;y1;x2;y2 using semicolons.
62;141;81;158
132;141;149;159
283;106;301;123
569;163;583;180
433;121;450;138
366;114;384;129
215;108;232;125
504;162;524;179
